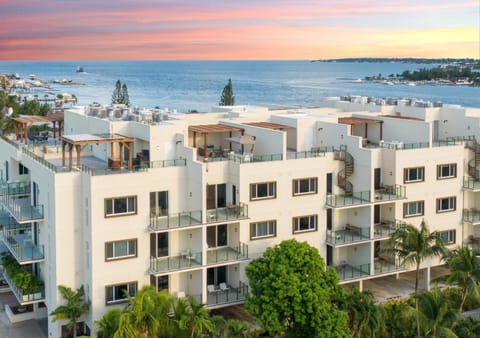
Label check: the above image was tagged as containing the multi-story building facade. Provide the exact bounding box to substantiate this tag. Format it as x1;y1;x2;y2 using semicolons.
0;96;477;336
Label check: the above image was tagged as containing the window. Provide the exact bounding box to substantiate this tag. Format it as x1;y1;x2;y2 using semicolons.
438;230;456;244
437;164;456;179
293;215;317;233
293;177;317;195
404;167;424;183
250;220;276;239
207;224;227;248
105;239;137;261
150;191;168;216
250;182;276;200
18;163;29;175
105;196;137;217
106;282;137;304
436;197;456;213
403;201;424;217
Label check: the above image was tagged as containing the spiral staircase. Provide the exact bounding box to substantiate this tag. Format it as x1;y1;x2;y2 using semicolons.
335;145;354;195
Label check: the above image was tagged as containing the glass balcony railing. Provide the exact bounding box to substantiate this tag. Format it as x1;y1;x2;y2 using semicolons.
206;243;248;265
464;209;480;224
0;195;44;223
374;184;406;202
81;159;187;176
3;235;44;264
286;150;327;160
333;263;370;281
229;153;283;164
373;221;400;239
2;270;45;305
206;203;248;223
207;281;248;307
326;191;371;208
326;227;370;245
149;252;202;274
149;211;202;231
374;259;403;275
464;177;480;191
433;136;475;147
0;181;31;196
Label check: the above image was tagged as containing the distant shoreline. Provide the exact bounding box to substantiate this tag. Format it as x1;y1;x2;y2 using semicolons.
313;58;478;65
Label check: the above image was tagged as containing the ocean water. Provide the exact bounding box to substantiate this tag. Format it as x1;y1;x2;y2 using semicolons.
0;60;478;111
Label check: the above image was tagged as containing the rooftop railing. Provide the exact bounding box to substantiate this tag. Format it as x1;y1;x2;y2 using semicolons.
326;191;371;208
149;210;202;231
206;203;248;223
149;252;202;274
206;243;249;265
433;136;475;147
379;142;429;150
81;159;187;176
286;150;326;160
22;147;72;173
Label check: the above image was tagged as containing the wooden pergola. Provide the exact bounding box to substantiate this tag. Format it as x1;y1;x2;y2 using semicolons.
60;133;134;170
243;122;289;130
189;124;245;156
13;114;64;144
338;117;384;140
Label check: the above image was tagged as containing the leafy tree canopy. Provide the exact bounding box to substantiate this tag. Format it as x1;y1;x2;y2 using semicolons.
111;80;130;106
219;78;235;106
245;239;350;337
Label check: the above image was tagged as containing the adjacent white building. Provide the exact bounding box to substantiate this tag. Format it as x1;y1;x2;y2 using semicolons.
0;97;478;337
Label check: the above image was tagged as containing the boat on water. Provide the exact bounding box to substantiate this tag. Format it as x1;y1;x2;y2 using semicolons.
76;66;84;73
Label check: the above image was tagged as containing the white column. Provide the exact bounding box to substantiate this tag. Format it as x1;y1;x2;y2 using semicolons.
423;267;431;291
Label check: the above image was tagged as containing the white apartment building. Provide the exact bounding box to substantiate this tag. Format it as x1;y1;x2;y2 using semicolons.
0;96;478;337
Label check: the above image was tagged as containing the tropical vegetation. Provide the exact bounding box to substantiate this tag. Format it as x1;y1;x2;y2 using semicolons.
50;285;90;338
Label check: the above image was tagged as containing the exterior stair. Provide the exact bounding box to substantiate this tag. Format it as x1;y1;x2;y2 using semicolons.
335;145;354;195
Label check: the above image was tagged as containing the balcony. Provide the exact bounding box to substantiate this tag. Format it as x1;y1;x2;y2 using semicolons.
0;195;44;224
374;258;403;275
464;209;480;225
373;184;406;202
333;263;370;282
2;270;45;305
326;225;370;246
374;221;399;239
206;281;248;308
464;177;480;191
326;191;370;208
206;243;249;265
0;181;31;196
206;203;248;223
149;210;202;231
3;234;44;264
149;252;202;274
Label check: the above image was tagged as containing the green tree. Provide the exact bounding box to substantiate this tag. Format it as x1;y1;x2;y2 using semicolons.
174;297;212;338
219;78;235;106
342;288;385;338
111;80;130;106
442;246;480;312
50;285;90;338
96;308;122;338
381;298;416;338
453;317;480;338
385;221;447;338
417;287;458;338
115;286;174;338
245;239;350;337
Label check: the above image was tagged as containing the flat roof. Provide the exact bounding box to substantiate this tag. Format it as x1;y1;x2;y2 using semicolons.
244;122;289;130
380;115;424;121
338;117;384;125
61;133;133;144
189;124;244;133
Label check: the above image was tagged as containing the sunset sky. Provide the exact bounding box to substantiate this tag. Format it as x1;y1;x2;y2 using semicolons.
0;0;478;60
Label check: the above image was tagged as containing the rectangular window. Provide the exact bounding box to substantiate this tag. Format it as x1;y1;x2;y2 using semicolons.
207;224;228;248
105;282;137;304
404;167;424;183
250;182;276;200
437;164;456;179
105;196;137;217
105;239;137;261
438;230;456;244
403;201;424;217
293;215;318;233
18;163;29;175
293;178;317;195
436;197;456;213
250;220;276;239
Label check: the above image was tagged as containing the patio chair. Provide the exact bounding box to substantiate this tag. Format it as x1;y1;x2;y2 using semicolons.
207;284;217;293
219;282;229;292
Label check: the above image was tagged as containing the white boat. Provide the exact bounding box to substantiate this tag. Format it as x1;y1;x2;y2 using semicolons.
76;66;84;73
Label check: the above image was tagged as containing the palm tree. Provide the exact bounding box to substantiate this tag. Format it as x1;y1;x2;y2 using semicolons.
453;317;480;338
385;221;446;338
96;308;122;338
342;287;385;338
417;287;457;338
115;286;174;338
50;285;90;338
442;246;480;312
381;298;417;338
225;319;252;338
175;297;212;338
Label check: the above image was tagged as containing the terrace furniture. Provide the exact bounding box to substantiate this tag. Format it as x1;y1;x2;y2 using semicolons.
207;285;218;293
219;283;229;292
